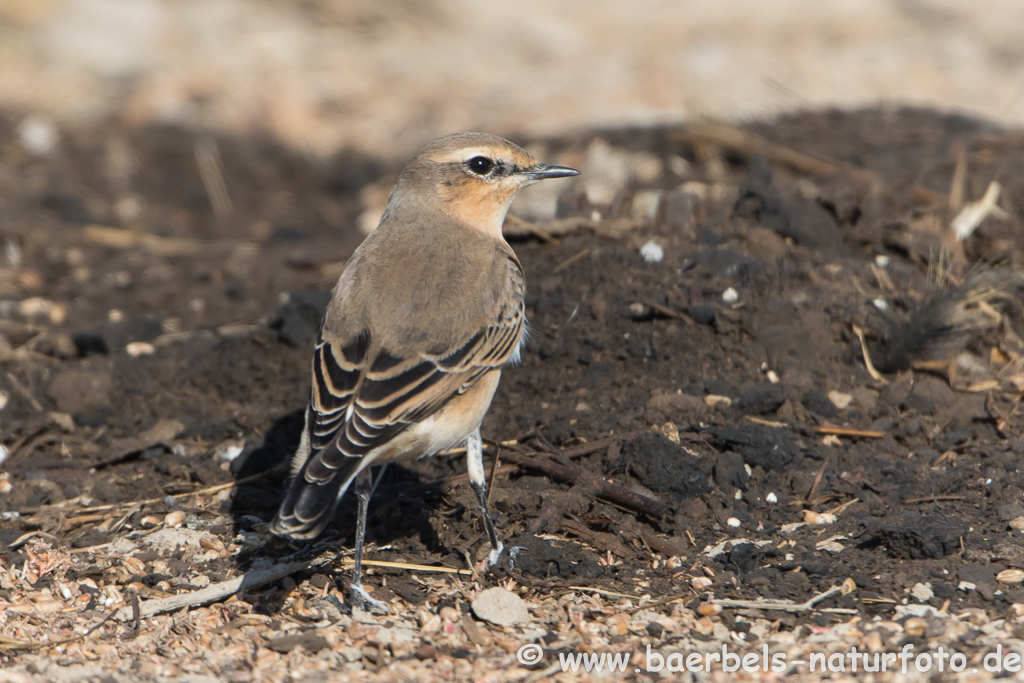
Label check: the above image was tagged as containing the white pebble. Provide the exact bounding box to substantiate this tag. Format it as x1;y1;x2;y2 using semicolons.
875;255;891;267
766;492;778;504
126;341;155;357
872;297;888;312
17;116;59;156
734;489;742;500
727;517;741;527
0;444;8;466
640;240;664;263
0;391;8;412
722;287;739;303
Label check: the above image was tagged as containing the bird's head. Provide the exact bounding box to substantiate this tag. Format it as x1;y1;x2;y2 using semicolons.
389;132;579;238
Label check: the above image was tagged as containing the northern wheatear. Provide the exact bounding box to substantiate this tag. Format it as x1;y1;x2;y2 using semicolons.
270;132;579;611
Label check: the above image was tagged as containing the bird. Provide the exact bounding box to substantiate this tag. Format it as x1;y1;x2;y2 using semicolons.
270;132;579;611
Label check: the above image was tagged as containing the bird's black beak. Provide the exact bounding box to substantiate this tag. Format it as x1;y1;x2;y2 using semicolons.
522;164;580;180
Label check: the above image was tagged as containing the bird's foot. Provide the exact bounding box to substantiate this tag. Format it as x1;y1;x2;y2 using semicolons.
350;583;390;614
484;543;525;572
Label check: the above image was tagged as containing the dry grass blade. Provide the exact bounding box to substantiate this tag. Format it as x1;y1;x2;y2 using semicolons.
0;608;118;652
84;225;251;256
194;137;234;220
710;584;855;613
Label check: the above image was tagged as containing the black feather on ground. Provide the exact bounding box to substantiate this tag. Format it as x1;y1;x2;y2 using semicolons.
870;269;1022;373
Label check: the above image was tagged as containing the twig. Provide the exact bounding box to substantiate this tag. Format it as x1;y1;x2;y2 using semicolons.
4;370;42;412
710;584;855;614
674;122;947;206
813;425;885;439
502;451;668;519
553;248;590;273
113;555;334;622
905;495;966;504
639;298;695;325
334;558;472;576
566;586;639;600
852;324;887;384
83;225;250;256
194;137;234;220
0;607;118;652
16;465;287;518
112;555;470;622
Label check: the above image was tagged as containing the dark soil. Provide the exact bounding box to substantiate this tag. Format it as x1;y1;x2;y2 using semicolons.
4;107;1024;625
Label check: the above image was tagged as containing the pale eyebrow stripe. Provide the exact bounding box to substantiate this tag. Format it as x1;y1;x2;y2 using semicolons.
428;146;503;164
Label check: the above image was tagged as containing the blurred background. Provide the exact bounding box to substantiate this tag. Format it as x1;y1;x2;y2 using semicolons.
2;0;1023;160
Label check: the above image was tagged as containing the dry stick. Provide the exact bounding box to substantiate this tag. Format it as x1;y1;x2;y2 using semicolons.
83;225;250;256
710;584;856;614
112;556;470;622
639;298;695;325
673;122;948;206
15;465;288;518
852;324;888;385
113;555;333;622
813;425;885;439
0;607;118;652
501;451;668;519
906;495;967;504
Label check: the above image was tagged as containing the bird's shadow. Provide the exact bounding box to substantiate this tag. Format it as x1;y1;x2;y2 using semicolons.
227;409;446;613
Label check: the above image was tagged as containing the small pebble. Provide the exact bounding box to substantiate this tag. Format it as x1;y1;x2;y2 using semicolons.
910;582;934;601
126;341;155;357
766;492;778;504
903;616;927;637
471;587;529;627
726;517;741;527
722;287;738;303
828;391;853;410
691;576;713;590
640;240;664;263
17;115;59;156
697;603;722;617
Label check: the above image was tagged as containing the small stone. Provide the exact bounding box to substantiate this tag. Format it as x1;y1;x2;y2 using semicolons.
766;492;778;504
903;616;927;637
691;576;713;590
139;419;185;445
640;240;664;263
726;517;741;528
697;603;722;617
958;581;976;592
722;287;739;303
471;587;529;627
164;511;185;528
841;577;857;595
1010;517;1024;531
125;341;155;357
828;391;853;410
910;582;934;602
266;632;329;654
704;394;732;408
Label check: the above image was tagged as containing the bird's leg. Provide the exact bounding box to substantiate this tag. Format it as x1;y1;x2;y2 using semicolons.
349;466;389;613
466;429;505;567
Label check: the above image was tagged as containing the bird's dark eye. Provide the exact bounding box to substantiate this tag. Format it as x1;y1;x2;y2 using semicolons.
467;156;494;175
